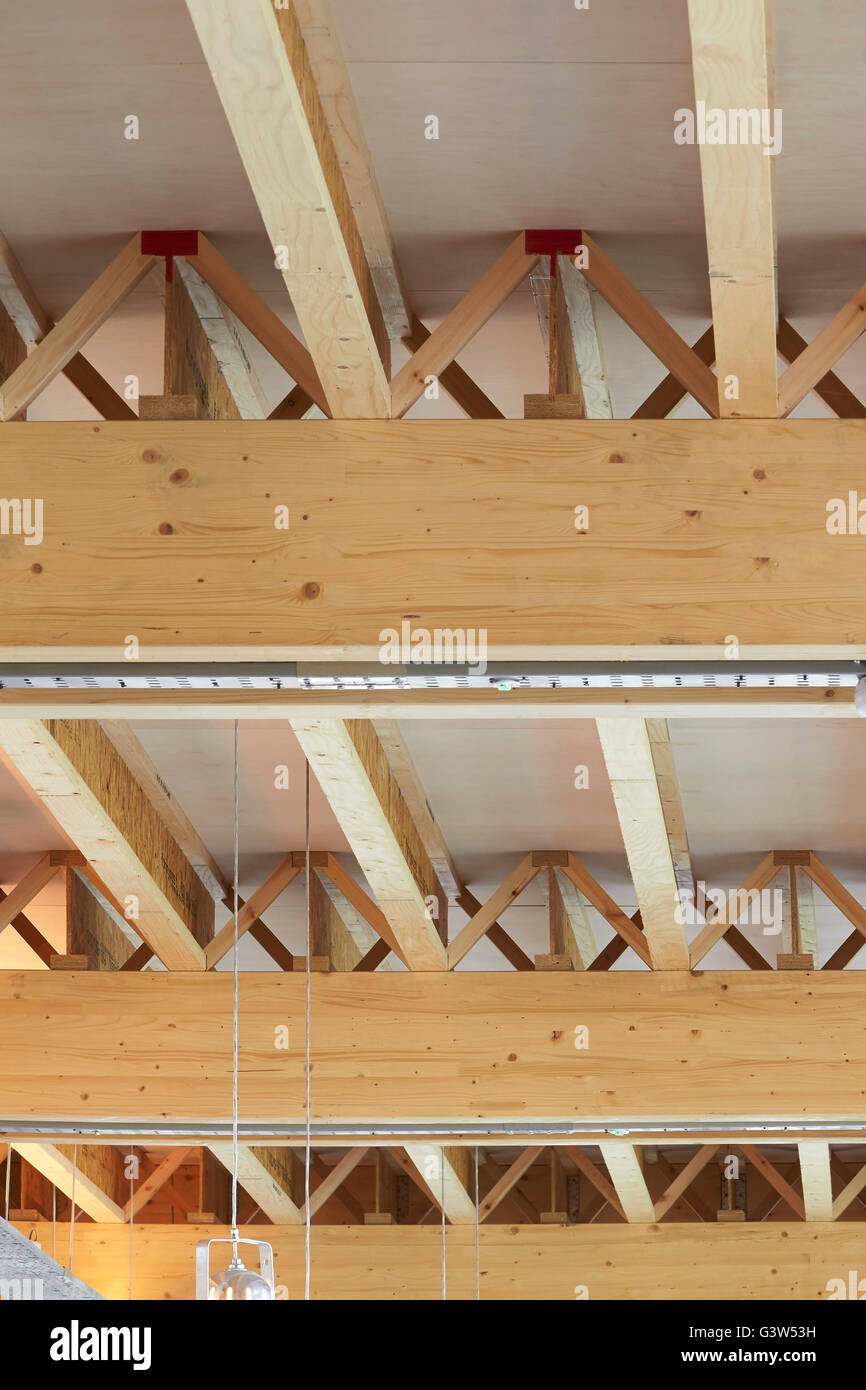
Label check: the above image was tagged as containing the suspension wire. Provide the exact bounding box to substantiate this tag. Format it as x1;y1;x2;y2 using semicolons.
475;1145;480;1301
231;720;240;1256
69;1143;77;1273
3;1145;9;1221
304;758;312;1301
51;1185;56;1261
441;1154;446;1301
128;1160;135;1301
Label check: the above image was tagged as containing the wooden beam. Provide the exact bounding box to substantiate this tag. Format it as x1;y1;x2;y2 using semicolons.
798;1140;832;1222
778;281;866;418
0;721;211;970
99;721;228;901
0;237;156;421
831;1158;866;1221
653;1152;715;1223
12;1143;124;1223
372;719;459;903
0;229;136;421
598;1144;655;1223
554;257;612;418
653;1145;718;1222
187;233;329;414
741;1146;806;1220
447;856;537;970
7;972;864;1128
0;855;60;933
687;0;778;417
562;1147;625;1220
0;297;26;389
561;856;653;967
321;855;406;963
548;868;595;970
269;384;317;420
185;0;390;417
124;1148;194;1218
206;856;299;969
208;1143;303;1224
294;0;411;339
291;720;447;970
354;938;391;972
689;853;779;967
400;316;504;419
777;317;866;419
631;326;715;420
166;259;269;419
596;718;690;969
580;234;719;416
479;1147;544;1222
391;235;538;418
803;854;866;945
67;867;136;970
302;1147;367;1221
403;1145;476;1224
21;1219;866;1300
7;419;866;661
0;884;55;968
793;866;818;961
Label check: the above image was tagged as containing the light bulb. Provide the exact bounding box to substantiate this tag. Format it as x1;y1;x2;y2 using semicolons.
209;1257;273;1301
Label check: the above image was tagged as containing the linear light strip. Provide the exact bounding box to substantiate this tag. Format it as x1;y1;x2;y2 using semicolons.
0;662;861;692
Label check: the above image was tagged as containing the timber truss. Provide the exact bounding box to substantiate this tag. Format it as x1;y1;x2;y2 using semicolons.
5;719;866;976
2;221;866;427
4;1140;866;1230
0;0;864;428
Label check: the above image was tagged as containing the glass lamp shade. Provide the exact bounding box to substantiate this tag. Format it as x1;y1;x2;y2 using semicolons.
209;1259;274;1301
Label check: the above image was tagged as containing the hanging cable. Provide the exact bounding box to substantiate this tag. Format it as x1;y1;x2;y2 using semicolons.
304;758;312;1301
231;720;240;1258
475;1145;480;1301
51;1184;56;1262
441;1153;446;1301
128;1157;135;1301
69;1142;77;1274
3;1145;9;1222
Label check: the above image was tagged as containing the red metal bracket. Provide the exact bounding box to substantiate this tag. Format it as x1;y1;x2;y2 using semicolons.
524;229;584;277
141;230;200;281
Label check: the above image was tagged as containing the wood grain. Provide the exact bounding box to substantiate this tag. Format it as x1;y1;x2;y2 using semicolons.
2;418;866;660
2;970;865;1125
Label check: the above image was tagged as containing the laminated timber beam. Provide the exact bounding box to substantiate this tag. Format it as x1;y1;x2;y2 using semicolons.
16;1220;866;1300
291;720;447;970
187;234;328;414
2;971;865;1127
4;418;866;662
0;721;212;970
165;259;270;420
686;0;778;417
12;1143;124;1223
184;0;390;418
403;1145;476;1225
596;719;690;969
293;0;411;340
208;1144;303;1224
